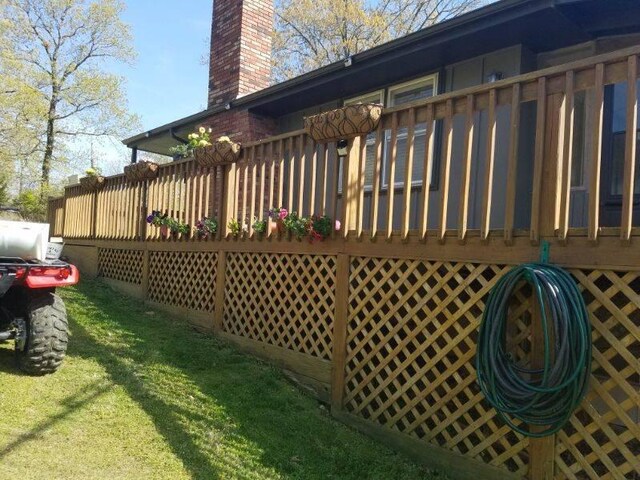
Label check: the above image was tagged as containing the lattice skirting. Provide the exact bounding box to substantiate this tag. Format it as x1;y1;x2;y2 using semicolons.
148;251;217;312
98;248;144;285
343;257;640;479
223;253;336;360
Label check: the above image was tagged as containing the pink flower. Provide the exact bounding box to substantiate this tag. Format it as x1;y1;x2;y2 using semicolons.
335;220;341;231
279;208;288;220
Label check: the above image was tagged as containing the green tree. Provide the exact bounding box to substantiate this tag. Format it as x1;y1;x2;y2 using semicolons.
273;0;491;81
0;0;139;196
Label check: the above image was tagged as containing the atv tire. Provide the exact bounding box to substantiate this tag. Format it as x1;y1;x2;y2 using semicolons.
17;291;68;375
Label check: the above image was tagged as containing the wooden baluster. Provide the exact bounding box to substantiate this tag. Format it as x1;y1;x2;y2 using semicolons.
386;112;399;239
356;134;367;239
588;64;605;244
480;89;497;242
277;139;285;208
250;146;257;236
370;122;383;239
530;77;547;244
330;142;339;239
298;134;306;214
419;104;435;241
621;55;638;243
286;136;294;211
321;143;329;215
259;144;267;223
309;139;317;216
504;84;521;245
341;140;352;239
458;94;475;243
401;108;416;240
558;71;575;242
267;142;275;238
241;156;249;231
438;99;454;242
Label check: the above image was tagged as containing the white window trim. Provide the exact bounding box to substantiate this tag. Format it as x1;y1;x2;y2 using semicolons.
383;73;439;189
345;90;385;106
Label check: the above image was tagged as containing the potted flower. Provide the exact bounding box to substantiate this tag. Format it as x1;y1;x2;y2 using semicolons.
194;134;241;167
195;217;218;239
166;218;190;240
124;160;159;182
146;210;170;238
268;207;288;236
283;212;310;240
304;103;383;143
309;215;332;242
80;167;105;191
169;144;193;162
252;217;267;238
228;218;241;238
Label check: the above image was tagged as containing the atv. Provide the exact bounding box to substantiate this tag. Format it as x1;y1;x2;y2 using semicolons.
0;207;78;374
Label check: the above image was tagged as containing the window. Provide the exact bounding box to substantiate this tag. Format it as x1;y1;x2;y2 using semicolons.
608;81;640;196
384;75;438;188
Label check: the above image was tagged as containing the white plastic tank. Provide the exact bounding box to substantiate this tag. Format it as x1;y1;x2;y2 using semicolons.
0;221;50;261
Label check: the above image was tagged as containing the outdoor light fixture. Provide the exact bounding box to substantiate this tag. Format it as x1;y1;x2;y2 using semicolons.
225;102;232;110
487;71;503;83
337;139;348;157
344;56;353;67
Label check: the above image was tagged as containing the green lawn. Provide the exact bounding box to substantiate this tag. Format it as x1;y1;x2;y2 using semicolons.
0;280;442;479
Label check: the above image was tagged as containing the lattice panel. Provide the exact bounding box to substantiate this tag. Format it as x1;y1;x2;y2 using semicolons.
98;248;144;285
344;258;530;476
555;269;640;480
148;251;217;312
223;253;336;360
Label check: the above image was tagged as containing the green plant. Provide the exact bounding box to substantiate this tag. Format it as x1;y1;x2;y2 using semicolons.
85;167;102;177
283;212;309;239
310;215;332;241
169;126;213;158
168;144;192;158
252;218;267;234
228;218;241;236
195;217;218;237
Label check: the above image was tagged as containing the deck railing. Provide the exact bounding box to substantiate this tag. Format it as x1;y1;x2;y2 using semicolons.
52;45;640;245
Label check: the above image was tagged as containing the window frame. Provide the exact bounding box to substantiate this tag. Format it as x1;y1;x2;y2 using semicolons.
382;73;439;189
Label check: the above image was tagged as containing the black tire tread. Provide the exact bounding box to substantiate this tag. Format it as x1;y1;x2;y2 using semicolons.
17;291;68;375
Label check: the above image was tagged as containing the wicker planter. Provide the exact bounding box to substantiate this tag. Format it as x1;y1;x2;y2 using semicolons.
194;140;241;167
79;175;105;191
124;161;159;182
304;103;383;142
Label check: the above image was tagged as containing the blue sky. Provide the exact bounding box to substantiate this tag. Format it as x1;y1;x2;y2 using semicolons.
115;0;212;132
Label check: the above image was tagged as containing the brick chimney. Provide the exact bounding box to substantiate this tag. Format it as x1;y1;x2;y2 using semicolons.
208;0;273;108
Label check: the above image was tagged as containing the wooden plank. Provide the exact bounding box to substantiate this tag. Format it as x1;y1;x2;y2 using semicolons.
558;70;576;241
621;55;638;242
298;134;306;214
241;158;249;229
249;146;257;235
419;104;435;241
341;139;354;238
370;122;384;239
401;108;416;239
258;144;266;222
356;135;367;238
331;253;350;410
330;142;339;239
504;84;521;245
267;142;276;238
530;78;547;244
386;112;399;239
277;139;285;208
588;63;605;243
213;251;226;331
309;139;317;215
287;136;295;210
480;89;497;241
321;143;329;215
458;94;475;243
438;99;454;242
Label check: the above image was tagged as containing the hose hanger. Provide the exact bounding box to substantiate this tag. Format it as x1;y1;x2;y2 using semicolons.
475;258;592;438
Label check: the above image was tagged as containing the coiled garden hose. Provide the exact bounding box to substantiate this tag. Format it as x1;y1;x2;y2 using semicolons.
476;263;591;438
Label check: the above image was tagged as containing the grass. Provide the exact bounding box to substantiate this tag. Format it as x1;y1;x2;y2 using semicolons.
0;280;443;479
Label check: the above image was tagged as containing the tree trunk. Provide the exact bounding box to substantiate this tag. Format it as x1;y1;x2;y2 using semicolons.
41;95;57;198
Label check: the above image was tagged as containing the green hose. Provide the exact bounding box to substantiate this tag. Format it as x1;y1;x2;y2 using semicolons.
475;263;591;437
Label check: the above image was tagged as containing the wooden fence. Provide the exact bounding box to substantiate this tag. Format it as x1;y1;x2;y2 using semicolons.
51;46;640;480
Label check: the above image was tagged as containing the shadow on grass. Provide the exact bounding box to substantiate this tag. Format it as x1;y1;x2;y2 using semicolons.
63;280;436;480
0;346;23;376
0;382;110;460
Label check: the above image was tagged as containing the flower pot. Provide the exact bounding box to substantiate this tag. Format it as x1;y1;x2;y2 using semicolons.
160;225;168;239
79;175;105;192
304;103;383;143
194;140;241;167
124;161;159;182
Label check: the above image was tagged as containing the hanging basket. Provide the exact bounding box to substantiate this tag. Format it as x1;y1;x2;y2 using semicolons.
194;140;241;167
124;161;159;182
304;103;383;143
79;175;105;192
